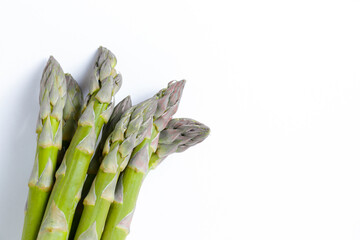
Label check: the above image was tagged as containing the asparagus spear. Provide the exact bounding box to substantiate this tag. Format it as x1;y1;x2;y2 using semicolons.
102;118;210;240
74;98;157;239
21;56;67;240
57;74;83;167
37;47;121;240
69;96;132;239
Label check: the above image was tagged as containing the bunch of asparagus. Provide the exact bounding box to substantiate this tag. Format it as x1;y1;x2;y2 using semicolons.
21;47;210;240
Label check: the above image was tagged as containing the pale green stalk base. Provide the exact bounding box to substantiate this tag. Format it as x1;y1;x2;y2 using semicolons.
101;164;145;240
22;182;51;240
22;118;60;240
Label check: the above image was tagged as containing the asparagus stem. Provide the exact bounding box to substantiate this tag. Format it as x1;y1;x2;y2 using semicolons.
74;98;157;240
69;96;132;239
21;57;67;240
37;47;121;240
57;74;83;168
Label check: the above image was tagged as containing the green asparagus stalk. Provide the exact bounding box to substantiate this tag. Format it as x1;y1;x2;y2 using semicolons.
101;80;186;240
57;74;83;167
69;96;132;239
22;56;67;240
37;47;121;240
102;118;210;240
74;98;157;239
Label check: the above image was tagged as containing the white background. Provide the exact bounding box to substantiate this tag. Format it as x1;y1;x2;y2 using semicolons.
1;0;360;240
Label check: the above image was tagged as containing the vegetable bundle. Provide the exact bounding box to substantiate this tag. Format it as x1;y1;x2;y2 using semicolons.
21;47;210;240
